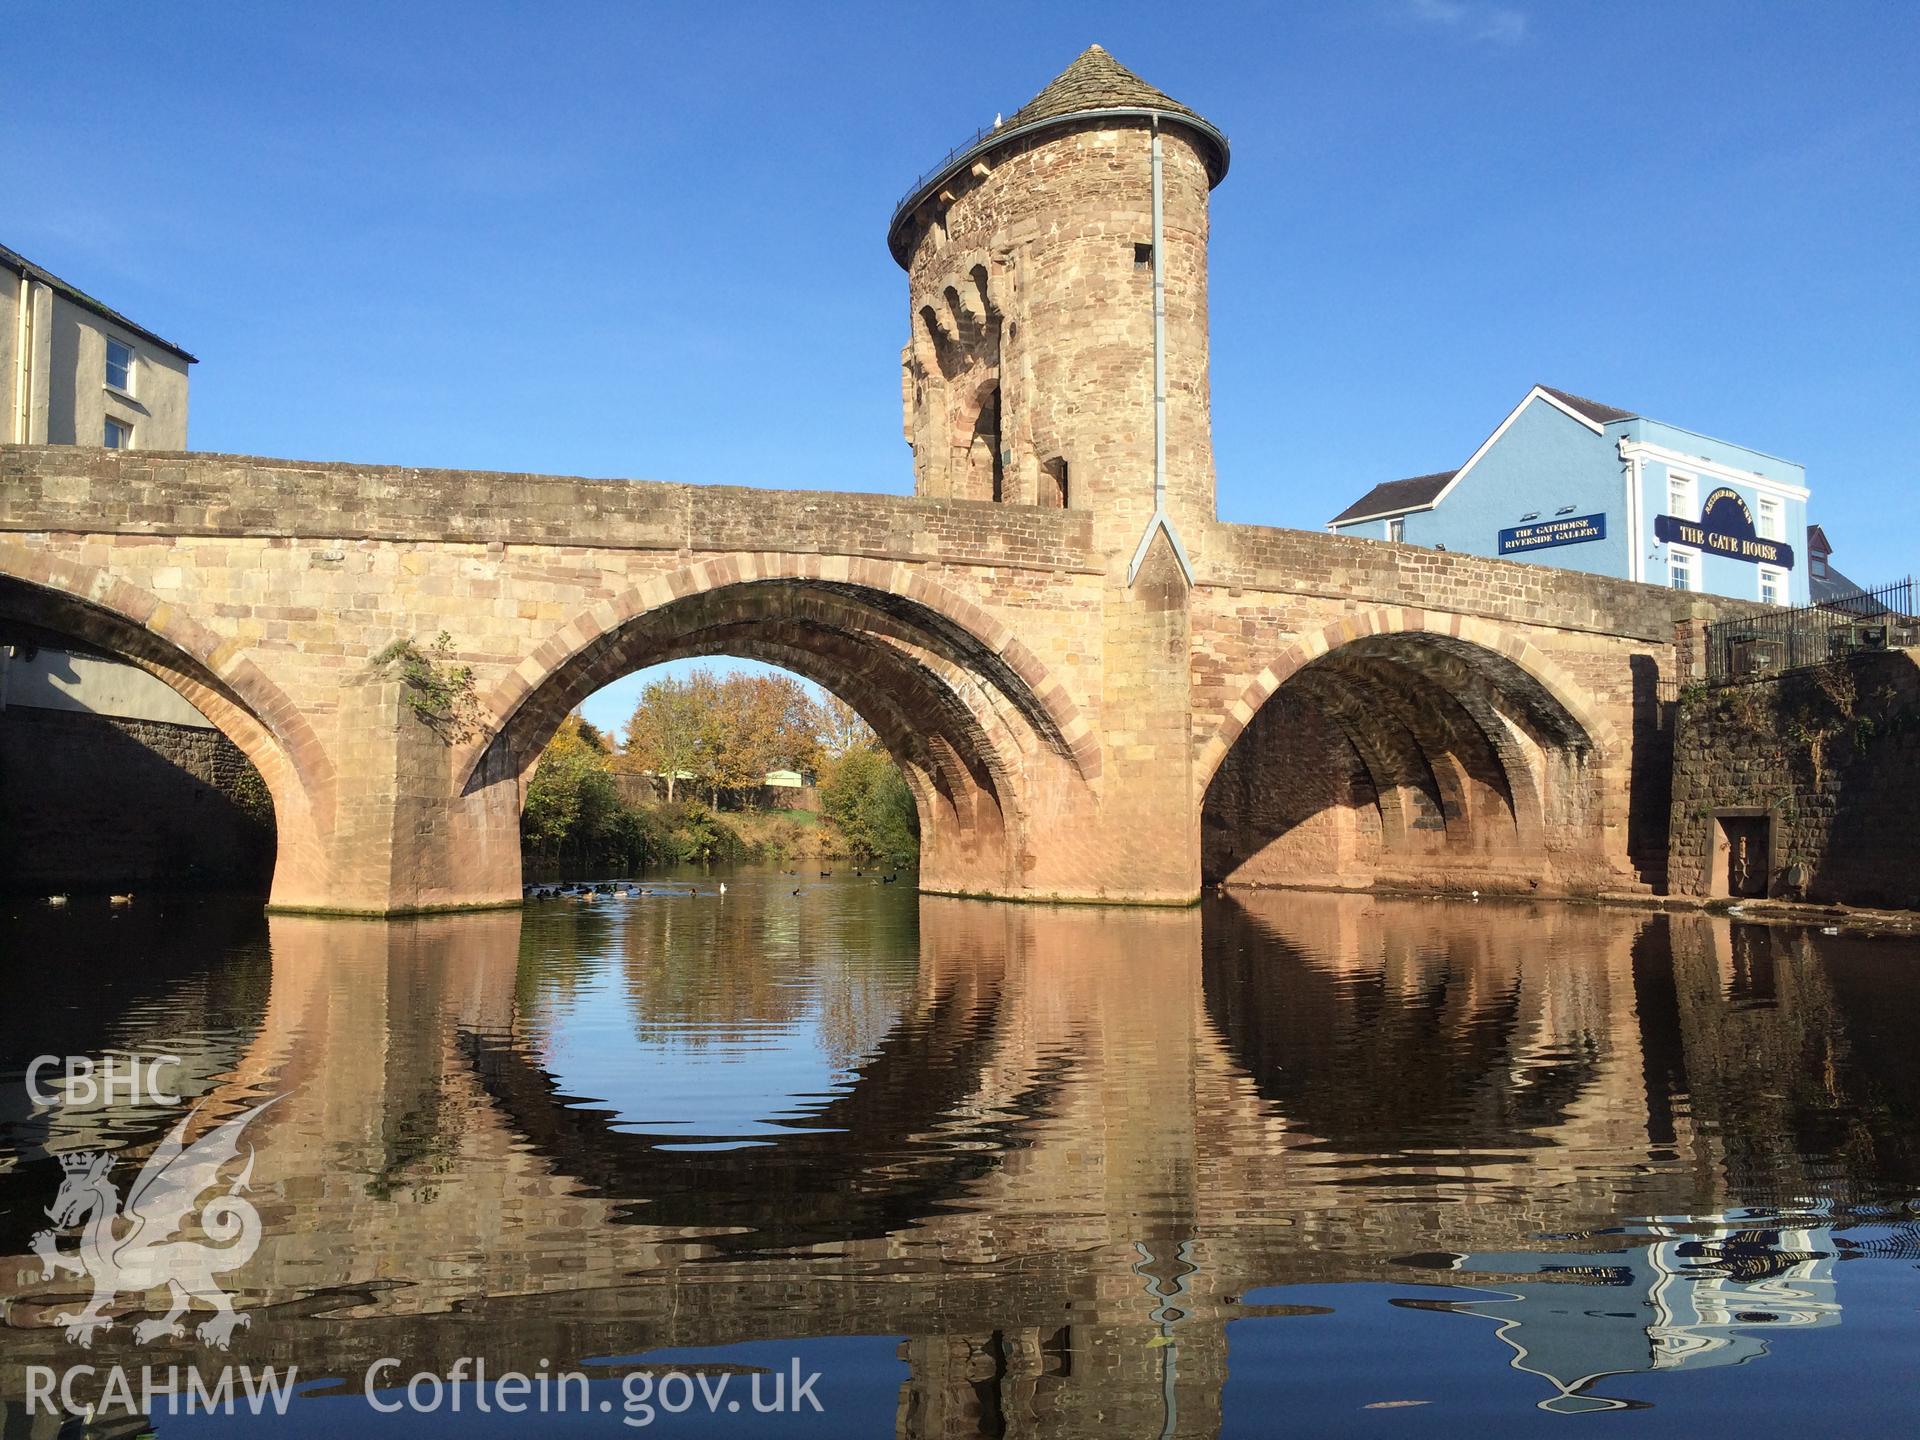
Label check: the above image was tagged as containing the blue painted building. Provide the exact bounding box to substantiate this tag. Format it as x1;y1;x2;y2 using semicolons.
1329;385;1812;606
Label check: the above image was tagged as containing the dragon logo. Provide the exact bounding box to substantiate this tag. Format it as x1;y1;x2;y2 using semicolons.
30;1096;280;1349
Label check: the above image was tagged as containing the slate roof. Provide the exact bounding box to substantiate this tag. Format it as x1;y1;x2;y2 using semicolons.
1005;44;1215;139
1811;565;1868;605
1538;385;1636;425
1328;470;1457;525
1807;525;1871;605
889;45;1228;264
1328;385;1640;525
0;242;197;363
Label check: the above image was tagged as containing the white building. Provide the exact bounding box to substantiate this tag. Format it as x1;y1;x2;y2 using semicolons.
1;244;210;734
3;242;195;450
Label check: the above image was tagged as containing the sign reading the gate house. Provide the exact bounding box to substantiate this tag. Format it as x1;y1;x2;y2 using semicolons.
1498;513;1606;555
1655;487;1795;568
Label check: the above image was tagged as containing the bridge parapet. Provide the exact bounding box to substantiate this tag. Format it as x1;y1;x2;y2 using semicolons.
1196;518;1750;644
0;446;1099;576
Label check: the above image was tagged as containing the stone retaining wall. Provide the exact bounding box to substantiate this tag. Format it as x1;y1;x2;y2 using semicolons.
0;706;274;893
1668;651;1920;909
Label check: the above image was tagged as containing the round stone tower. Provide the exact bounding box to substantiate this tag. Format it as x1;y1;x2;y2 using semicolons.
888;44;1230;568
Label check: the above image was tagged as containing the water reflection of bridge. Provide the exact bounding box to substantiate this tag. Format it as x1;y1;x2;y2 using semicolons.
3;893;1915;1432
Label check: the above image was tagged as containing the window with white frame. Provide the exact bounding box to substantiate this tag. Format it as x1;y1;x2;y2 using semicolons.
1669;548;1696;592
1757;496;1783;541
1759;566;1786;606
1386;517;1404;542
103;416;131;449
1667;473;1696;518
105;339;134;393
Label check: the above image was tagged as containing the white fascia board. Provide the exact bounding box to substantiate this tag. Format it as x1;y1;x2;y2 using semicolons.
1620;440;1811;501
1332;503;1425;527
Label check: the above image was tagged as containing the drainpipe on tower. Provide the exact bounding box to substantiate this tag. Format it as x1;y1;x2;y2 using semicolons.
1127;114;1196;588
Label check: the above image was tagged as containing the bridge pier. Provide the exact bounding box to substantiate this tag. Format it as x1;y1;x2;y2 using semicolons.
268;675;522;915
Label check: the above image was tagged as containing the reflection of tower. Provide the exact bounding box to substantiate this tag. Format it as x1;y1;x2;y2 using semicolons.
895;1328;1074;1439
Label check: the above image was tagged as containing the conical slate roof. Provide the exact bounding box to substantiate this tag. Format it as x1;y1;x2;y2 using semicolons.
1003;44;1213;137
888;44;1229;265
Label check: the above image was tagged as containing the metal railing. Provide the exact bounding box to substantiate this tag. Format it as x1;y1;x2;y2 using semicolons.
891;122;1000;223
1704;577;1916;685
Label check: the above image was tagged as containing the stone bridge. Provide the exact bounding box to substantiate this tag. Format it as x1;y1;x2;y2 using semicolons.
0;446;1699;913
0;46;1727;913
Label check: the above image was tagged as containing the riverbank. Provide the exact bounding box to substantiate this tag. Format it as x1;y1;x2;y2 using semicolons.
1217;876;1920;936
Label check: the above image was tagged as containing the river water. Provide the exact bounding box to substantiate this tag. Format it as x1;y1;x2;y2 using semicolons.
3;871;1918;1436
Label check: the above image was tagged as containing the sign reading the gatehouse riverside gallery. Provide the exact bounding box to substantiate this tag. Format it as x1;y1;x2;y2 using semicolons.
1654;487;1795;568
1498;514;1606;554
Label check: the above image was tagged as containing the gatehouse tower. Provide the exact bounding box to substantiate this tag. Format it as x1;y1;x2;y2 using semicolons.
888;44;1230;576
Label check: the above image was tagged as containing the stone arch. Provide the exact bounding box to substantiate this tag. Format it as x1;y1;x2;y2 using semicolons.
458;554;1098;895
1198;608;1616;788
0;542;335;902
1198;607;1617;893
466;555;1096;786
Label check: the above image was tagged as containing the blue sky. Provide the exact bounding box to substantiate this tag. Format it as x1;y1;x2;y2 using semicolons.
7;2;1914;734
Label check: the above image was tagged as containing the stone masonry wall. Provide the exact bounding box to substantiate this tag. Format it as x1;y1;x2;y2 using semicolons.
0;447;1100;573
0;706;274;893
1200;690;1380;887
1668;651;1920;910
0;446;1764;910
900;120;1215;543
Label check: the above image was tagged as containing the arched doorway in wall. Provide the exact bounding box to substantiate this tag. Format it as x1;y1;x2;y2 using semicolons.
1200;622;1606;895
970;386;1005;503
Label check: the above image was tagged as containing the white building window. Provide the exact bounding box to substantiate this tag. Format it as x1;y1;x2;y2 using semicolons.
1669;548;1696;592
106;339;134;393
1757;496;1783;541
1386;517;1404;542
1759;566;1786;606
1667;473;1696;518
103;417;131;449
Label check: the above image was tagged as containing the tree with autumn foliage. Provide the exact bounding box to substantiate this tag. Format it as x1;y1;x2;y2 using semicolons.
522;713;637;862
818;694;876;757
704;671;824;801
619;671;715;802
622;667;823;806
